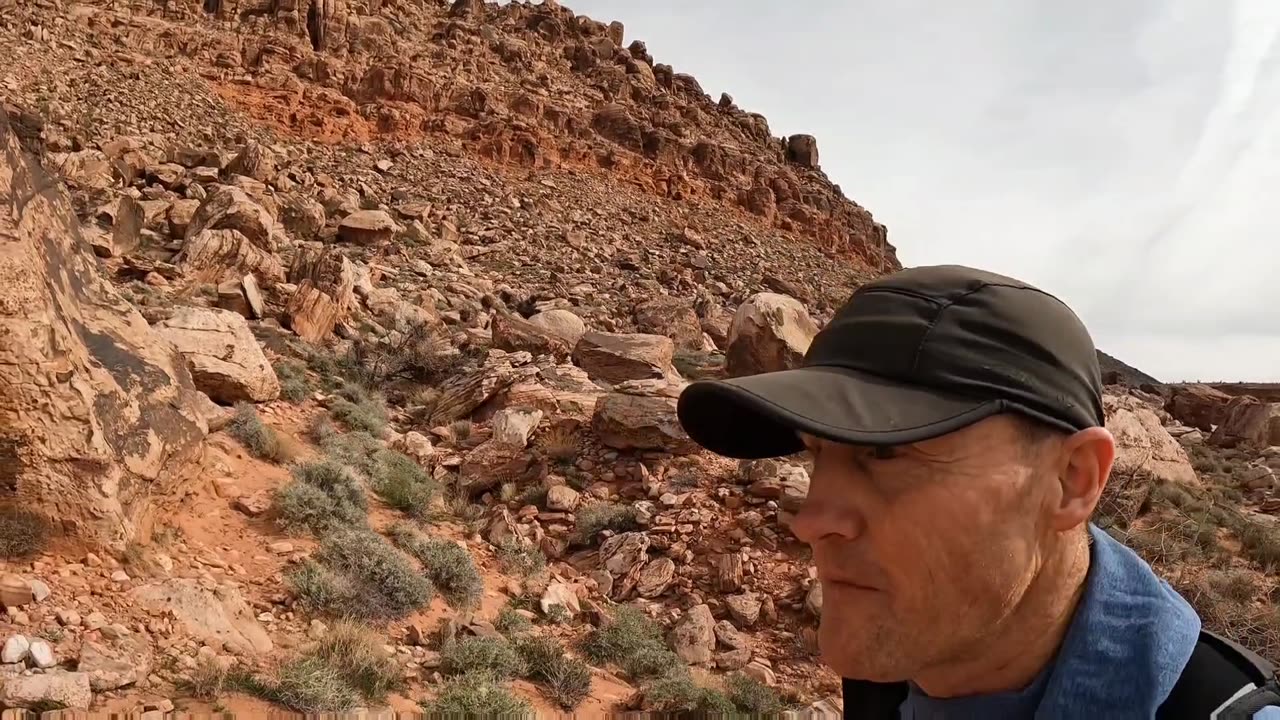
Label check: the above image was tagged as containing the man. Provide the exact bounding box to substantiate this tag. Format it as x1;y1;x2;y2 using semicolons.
676;265;1280;719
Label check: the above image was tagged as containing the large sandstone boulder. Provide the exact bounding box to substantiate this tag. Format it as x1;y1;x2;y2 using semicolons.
634;296;708;351
176;228;285;285
155;308;280;404
592;381;699;454
725;292;818;377
1105;395;1199;487
528;309;588;346
491;312;573;360
573;331;676;385
1209;396;1280;448
185;185;280;252
338;209;399;245
1165;384;1232;432
0;114;207;547
282;245;355;343
129;579;273;655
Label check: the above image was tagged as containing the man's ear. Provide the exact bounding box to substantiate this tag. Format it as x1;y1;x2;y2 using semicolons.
1050;427;1116;531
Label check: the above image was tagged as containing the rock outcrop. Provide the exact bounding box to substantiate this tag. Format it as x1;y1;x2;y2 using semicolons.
0;114;206;546
725;292;819;377
155;307;281;404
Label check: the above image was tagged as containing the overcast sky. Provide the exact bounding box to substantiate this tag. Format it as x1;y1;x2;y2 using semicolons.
559;0;1280;382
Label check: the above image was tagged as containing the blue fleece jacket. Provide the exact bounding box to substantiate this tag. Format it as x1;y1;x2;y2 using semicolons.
898;523;1269;719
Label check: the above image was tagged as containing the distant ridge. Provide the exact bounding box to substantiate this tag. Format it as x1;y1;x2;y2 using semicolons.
1098;350;1160;387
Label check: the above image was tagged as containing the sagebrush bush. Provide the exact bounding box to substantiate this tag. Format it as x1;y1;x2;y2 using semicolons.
372;452;437;519
274;461;367;536
288;529;432;619
274;360;312;403
329;382;389;435
422;672;532;717
227;403;281;461
496;538;547;578
641;669;735;714
580;605;674;681
575;502;640;543
388;524;483;609
440;636;526;679
515;635;592;710
495;605;532;636
726;672;784;714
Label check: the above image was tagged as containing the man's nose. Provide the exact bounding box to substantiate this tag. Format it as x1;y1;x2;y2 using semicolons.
789;462;867;544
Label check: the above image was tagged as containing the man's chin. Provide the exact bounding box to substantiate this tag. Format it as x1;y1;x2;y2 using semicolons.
818;625;908;682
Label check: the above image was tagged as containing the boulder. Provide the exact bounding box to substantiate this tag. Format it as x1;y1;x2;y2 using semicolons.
573;331;676;384
225;141;276;183
338;209;399;245
725;293;818;377
156;307;281;404
634;296;707;351
129;579;273;655
491;312;572;359
1105;394;1199;488
528;309;588;346
1165;384;1232;432
669;604;716;665
592;388;699;454
279;193;327;240
1210;396;1280;448
176;228;286;284
0;114;207;546
282;245;356;343
786;134;820;168
0;671;92;710
185;185;279;251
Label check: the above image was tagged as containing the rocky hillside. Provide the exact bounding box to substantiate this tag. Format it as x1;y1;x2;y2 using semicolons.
0;0;1276;717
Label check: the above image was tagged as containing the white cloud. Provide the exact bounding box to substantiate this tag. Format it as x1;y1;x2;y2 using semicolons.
558;0;1280;381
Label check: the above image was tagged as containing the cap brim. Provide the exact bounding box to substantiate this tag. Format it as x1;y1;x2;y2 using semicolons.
676;366;1006;459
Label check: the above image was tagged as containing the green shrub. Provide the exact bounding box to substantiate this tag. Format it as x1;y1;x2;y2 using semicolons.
371;452;436;519
274;461;367;535
495;605;532;636
581;605;674;681
422;672;532;717
575;502;640;543
726;672;784;714
227;403;281;461
388;524;483;610
288;529;432;619
275;360;312;403
329;382;388;435
642;670;735;714
496;539;547;577
440;637;526;679
515;635;592;710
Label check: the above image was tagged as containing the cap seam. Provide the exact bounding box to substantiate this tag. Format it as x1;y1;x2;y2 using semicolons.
907;283;991;373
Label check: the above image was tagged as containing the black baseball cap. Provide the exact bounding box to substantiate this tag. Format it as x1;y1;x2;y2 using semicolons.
676;265;1105;459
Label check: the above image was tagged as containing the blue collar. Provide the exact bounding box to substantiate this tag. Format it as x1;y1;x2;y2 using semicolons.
1034;524;1201;718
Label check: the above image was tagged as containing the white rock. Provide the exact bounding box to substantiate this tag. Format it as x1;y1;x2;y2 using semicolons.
28;639;56;669
2;635;30;663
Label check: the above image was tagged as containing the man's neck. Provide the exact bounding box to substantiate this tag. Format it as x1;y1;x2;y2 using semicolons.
911;532;1091;698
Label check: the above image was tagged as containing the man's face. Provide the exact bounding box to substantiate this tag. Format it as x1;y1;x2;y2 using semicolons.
791;415;1059;682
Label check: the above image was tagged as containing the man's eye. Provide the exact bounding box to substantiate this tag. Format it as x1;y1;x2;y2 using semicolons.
872;446;897;460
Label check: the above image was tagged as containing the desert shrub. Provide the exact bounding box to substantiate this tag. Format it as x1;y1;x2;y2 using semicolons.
181;658;229;701
308;622;404;701
726;672;784;714
539;424;578;464
1235;519;1280;570
496;539;546;578
263;656;360;712
641;669;735;714
274;461;367;535
0;507;49;559
227;403;280;461
274;360;312;403
1206;569;1260;604
440;636;526;679
288;529;432;619
371;452;436;519
388;524;483;610
515;635;592;710
495;605;532;636
580;605;675;681
448;419;473;444
575;502;640;543
422;672;532;717
329;382;388;435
